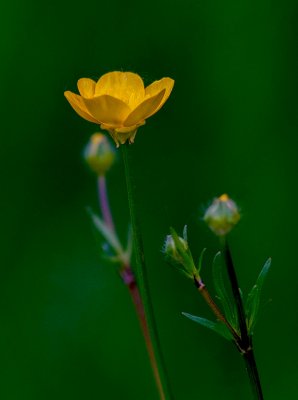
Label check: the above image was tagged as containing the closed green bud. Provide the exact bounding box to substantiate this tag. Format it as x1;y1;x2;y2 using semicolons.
204;194;240;236
163;227;198;279
84;133;115;175
164;234;188;263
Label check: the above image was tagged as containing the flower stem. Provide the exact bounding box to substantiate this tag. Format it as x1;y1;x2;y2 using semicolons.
121;143;173;400
243;347;264;400
221;237;263;400
194;277;240;342
97;175;115;232
221;238;249;348
121;266;167;399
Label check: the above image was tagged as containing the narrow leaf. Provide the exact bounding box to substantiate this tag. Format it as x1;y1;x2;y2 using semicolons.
182;312;232;340
212;252;238;329
167;260;193;279
183;225;188;241
88;209;124;256
197;248;207;274
246;258;271;333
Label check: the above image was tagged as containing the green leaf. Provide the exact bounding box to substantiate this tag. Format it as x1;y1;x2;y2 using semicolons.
182;312;232;340
88;208;124;256
197;248;207;274
245;258;271;334
165;257;193;279
212;252;238;330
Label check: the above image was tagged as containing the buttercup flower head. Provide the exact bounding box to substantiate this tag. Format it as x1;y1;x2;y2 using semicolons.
64;71;174;147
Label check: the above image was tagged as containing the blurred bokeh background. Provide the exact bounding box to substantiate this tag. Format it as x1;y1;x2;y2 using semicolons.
1;0;298;398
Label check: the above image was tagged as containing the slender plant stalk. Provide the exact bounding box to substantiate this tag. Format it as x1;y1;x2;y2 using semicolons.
243;347;264;400
97;169;171;399
121;143;173;400
194;277;240;342
221;237;264;400
221;237;249;348
97;175;115;232
121;266;167;399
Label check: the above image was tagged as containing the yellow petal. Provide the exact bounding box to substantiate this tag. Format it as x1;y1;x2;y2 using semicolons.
95;71;145;108
77;78;96;98
83;95;131;127
64;91;98;123
123;89;166;127
145;77;174;112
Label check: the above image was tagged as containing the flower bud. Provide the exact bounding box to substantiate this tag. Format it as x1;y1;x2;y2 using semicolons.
204;194;240;236
163;234;188;264
84;133;115;175
163;227;198;279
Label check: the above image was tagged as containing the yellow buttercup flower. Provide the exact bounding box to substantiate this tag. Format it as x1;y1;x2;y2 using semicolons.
64;71;174;146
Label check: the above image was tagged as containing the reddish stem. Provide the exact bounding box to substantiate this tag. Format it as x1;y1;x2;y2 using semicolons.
97;173;167;399
194;277;240;342
121;267;166;400
97;175;115;232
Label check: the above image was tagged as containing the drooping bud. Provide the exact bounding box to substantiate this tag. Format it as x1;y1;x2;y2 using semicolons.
204;194;240;236
84;133;115;175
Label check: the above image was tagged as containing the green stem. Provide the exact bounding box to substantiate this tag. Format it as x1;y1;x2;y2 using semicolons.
243;347;264;400
221;237;249;348
221;237;264;400
121;144;173;400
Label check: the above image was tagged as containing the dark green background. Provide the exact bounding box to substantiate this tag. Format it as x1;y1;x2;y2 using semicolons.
1;0;298;398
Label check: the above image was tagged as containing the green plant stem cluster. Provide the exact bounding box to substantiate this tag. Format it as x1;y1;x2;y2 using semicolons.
166;225;269;399
91;143;270;400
